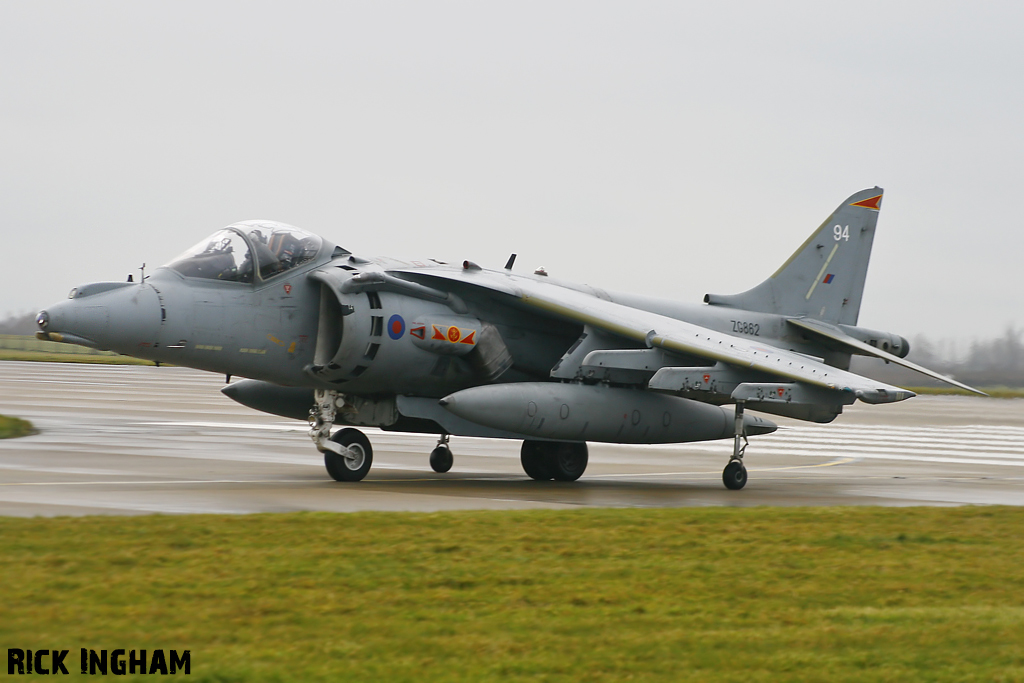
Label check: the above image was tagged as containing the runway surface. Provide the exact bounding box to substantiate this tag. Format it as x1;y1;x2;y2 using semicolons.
1;361;1023;516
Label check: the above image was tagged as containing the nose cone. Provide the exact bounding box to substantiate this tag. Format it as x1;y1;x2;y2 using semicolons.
40;283;162;353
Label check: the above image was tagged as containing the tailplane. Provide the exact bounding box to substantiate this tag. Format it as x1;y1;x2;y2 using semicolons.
704;187;883;325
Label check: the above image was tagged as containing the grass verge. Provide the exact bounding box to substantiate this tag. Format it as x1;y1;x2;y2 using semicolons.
0;414;35;438
3;507;1023;682
0;349;158;365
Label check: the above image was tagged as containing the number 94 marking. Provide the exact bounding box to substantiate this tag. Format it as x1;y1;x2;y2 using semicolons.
834;224;850;241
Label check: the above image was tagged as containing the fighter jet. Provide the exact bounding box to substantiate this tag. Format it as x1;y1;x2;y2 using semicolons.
35;188;979;489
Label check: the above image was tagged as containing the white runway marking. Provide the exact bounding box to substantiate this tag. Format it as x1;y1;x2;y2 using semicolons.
143;420;1024;468
4;378;131;387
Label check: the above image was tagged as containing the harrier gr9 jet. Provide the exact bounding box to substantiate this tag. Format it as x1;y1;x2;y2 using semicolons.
36;188;980;489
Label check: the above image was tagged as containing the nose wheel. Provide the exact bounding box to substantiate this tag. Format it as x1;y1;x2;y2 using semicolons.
309;389;374;482
430;434;454;473
723;401;749;490
324;428;374;482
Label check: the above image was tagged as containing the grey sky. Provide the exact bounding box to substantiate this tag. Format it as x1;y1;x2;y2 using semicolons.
2;1;1021;341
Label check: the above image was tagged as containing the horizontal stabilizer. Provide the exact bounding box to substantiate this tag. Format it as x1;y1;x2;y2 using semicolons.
786;318;986;396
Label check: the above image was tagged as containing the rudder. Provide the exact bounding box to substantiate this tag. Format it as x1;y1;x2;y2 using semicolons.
704;187;883;325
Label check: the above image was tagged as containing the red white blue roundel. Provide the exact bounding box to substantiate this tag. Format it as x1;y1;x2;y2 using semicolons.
387;314;405;340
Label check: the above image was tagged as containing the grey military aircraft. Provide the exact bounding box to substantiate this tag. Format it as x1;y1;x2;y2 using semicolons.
36;188;980;489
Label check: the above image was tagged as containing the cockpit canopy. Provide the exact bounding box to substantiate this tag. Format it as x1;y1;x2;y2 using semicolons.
165;221;323;283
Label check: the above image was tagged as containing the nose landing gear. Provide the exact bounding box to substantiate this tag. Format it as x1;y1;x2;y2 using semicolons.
310;389;374;482
325;428;374;482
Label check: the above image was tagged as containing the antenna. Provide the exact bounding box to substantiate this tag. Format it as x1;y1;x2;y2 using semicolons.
504;253;517;270
139;262;146;281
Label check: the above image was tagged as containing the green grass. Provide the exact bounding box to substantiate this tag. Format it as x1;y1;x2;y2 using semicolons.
3;507;1023;681
0;348;158;365
0;334;158;365
0;414;34;438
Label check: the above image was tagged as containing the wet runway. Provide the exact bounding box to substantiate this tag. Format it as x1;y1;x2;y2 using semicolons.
1;361;1023;516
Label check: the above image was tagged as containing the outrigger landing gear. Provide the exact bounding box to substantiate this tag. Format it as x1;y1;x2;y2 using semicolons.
723;400;749;490
310;389;374;482
430;434;454;473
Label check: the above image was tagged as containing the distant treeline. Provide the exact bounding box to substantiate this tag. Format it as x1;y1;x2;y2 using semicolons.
0;312;39;336
2;311;1021;387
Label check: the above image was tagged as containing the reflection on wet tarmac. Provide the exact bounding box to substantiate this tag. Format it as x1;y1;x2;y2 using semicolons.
1;362;1022;516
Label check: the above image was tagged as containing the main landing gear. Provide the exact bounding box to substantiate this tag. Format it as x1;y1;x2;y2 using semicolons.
521;440;589;482
723;401;748;490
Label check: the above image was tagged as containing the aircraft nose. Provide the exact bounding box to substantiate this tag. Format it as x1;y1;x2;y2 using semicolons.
39;283;161;353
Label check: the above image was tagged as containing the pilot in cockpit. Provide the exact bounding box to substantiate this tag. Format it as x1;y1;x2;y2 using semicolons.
166;222;323;283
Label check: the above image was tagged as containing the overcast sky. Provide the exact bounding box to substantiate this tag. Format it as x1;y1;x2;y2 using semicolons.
1;1;1021;341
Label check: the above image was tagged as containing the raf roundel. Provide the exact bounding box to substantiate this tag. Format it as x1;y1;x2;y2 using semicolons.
387;314;405;340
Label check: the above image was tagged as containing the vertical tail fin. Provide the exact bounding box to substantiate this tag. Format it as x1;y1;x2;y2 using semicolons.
704;187;883;325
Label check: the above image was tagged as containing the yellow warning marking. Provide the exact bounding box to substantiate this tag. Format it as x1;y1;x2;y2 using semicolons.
267;334;285;347
805;243;839;300
287;342;296;353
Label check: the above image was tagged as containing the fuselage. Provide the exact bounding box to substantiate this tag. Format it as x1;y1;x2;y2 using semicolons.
38;246;904;399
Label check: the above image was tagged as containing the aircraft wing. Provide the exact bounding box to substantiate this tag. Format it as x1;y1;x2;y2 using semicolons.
390;266;915;405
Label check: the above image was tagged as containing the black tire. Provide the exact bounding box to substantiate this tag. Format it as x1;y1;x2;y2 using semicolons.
550;442;588;482
325;428;373;482
520;440;554;481
429;445;453;473
723;460;747;490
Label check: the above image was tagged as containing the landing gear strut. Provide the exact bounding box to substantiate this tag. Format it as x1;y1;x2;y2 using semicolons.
723;401;748;490
521;440;588;481
310;389;374;482
430;434;454;473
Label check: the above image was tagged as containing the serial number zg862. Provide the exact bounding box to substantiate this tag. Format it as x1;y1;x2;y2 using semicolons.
730;320;760;336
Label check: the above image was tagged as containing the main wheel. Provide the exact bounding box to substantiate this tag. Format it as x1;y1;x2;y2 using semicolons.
722;460;747;490
520;441;554;481
325;428;373;482
550;442;588;482
429;445;453;473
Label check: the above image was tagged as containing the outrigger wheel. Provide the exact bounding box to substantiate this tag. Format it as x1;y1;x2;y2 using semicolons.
430;445;454;473
430;434;454;473
722;460;747;490
722;400;749;490
324;428;373;482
